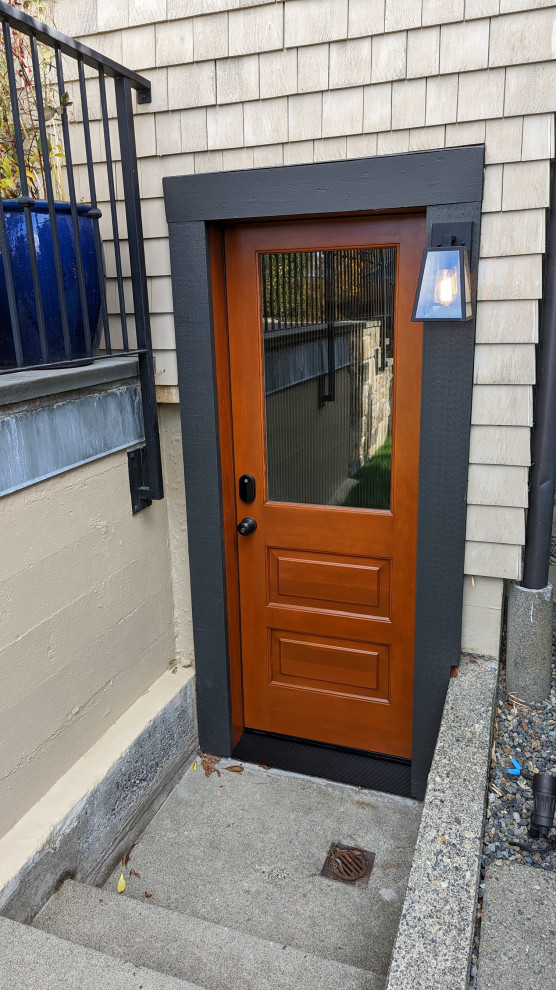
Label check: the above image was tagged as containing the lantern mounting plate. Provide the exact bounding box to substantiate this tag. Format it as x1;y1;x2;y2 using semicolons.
430;221;472;251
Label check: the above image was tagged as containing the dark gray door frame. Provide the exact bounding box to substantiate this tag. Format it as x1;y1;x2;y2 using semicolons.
163;146;484;799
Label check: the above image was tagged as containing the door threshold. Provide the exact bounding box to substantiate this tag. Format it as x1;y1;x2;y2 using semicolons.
233;729;411;797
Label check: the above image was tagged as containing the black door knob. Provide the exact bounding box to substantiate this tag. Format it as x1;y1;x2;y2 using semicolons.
237;516;257;536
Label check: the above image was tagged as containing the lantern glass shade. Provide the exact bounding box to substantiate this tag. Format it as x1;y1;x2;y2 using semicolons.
412;245;472;322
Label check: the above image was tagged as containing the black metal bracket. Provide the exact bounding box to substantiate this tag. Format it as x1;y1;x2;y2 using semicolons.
430;221;473;250
128;445;152;514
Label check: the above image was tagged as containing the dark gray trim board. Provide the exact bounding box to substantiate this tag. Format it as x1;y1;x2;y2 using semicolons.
164;148;485;799
411;200;482;799
163;146;484;222
167;222;233;757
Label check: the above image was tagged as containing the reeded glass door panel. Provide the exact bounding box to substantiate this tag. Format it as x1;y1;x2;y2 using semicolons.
261;248;396;509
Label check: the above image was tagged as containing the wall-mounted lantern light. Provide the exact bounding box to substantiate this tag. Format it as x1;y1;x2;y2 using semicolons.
412;222;473;322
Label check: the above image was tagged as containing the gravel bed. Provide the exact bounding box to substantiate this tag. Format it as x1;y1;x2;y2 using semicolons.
469;618;556;988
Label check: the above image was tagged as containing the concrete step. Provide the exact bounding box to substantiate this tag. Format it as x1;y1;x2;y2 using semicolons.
34;879;383;990
103;762;421;974
0;915;205;990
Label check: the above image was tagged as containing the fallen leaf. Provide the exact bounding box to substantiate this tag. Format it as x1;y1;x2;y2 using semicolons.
225;765;244;773
521;718;528;732
117;873;126;894
199;749;222;778
130;869;141;878
145;891;152;899
171;667;178;674
450;666;458;677
198;748;221;764
259;764;271;770
122;844;134;868
468;657;478;664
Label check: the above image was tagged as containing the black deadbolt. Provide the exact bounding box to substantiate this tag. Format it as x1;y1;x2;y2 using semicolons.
237;516;257;536
239;474;256;503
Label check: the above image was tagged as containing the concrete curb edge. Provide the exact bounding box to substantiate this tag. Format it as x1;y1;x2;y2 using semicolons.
385;654;499;990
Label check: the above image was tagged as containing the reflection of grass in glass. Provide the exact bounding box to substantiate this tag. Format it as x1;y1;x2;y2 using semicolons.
344;435;391;510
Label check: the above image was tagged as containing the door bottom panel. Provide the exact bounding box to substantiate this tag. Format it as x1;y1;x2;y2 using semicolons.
233;728;411;797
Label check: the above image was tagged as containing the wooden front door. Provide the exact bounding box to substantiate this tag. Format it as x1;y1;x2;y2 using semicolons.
224;216;424;759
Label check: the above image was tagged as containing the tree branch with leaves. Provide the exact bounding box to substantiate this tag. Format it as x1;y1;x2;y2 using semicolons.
0;0;71;200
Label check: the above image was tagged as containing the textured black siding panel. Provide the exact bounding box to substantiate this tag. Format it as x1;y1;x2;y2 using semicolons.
164;147;485;224
233;731;411;797
411;200;483;800
169;220;233;756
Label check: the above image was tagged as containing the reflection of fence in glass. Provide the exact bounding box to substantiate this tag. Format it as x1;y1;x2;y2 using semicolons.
260;248;396;510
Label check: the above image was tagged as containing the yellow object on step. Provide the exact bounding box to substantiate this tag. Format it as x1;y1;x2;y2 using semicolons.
117;873;126;893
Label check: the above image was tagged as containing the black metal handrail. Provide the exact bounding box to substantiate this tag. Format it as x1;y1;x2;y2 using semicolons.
0;0;162;504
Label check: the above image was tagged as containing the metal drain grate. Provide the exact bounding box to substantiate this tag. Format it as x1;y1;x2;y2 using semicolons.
321;842;375;886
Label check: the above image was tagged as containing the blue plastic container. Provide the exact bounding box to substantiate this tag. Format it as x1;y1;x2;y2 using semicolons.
0;201;103;368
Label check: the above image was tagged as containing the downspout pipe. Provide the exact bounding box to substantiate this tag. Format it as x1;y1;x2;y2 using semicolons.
506;158;556;703
522;160;556;590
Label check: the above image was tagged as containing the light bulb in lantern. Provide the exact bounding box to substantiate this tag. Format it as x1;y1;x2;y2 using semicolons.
435;267;459;307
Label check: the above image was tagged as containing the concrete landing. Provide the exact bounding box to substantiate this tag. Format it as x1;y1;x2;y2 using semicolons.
0;915;204;990
477;862;556;990
105;761;422;976
35;880;382;990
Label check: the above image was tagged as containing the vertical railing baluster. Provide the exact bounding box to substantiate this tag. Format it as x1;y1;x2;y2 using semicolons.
30;35;72;358
99;67;129;352
2;19;49;363
78;59;111;354
54;47;92;355
115;75;162;500
0;199;23;366
267;255;275;332
277;253;284;332
284;252;289;328
324;251;335;402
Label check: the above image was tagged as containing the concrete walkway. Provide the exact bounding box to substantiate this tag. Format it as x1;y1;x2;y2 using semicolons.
32;760;422;990
477;861;556;990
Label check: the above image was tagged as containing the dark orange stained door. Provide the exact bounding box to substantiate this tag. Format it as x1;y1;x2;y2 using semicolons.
225;216;425;759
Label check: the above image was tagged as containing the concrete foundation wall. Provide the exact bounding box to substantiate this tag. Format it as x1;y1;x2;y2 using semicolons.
158;404;194;666
461;575;504;660
0;410;191;841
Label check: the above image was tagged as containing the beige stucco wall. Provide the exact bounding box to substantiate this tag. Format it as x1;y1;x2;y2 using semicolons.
0;408;191;840
158;403;194;665
53;0;556;659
